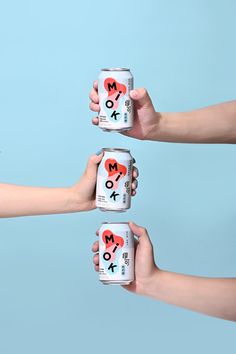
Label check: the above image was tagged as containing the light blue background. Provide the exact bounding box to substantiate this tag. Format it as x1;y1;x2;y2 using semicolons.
0;0;236;353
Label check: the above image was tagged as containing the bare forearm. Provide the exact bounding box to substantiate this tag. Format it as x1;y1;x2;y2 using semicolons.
0;184;79;217
0;155;105;217
144;270;236;321
152;101;236;143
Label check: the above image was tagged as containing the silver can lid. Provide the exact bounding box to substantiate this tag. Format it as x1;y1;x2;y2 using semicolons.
103;147;130;153
101;68;130;72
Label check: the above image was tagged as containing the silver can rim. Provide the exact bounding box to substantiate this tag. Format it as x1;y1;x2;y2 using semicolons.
102;147;130;153
101;68;130;72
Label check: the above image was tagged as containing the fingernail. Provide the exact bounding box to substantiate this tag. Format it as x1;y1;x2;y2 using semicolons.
96;149;103;156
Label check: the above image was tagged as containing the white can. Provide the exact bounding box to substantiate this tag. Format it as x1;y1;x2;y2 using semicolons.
98;68;133;132
99;222;134;285
96;148;133;212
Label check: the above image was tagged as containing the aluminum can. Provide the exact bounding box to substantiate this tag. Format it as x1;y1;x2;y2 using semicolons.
96;148;133;212
99;222;134;285
98;68;133;131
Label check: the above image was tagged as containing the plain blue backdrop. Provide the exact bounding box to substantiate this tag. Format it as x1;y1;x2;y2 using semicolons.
0;0;236;353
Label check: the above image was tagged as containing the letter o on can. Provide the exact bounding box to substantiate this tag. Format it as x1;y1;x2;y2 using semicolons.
105;100;114;109
103;252;111;261
105;180;114;189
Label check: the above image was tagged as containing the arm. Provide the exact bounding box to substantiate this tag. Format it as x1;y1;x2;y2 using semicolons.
0;154;103;217
92;222;236;322
0;184;78;217
89;80;236;143
143;270;236;321
155;101;236;143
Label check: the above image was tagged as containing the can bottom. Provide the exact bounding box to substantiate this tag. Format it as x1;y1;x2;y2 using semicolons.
100;280;133;285
99;207;128;212
101;127;132;132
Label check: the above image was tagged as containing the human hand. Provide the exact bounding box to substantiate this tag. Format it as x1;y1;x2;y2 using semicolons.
70;154;139;212
92;222;159;295
89;81;160;140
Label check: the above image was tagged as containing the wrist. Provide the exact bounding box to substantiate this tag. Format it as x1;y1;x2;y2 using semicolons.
145;112;171;141
147;111;183;142
67;183;95;212
65;185;83;212
137;267;162;296
139;268;168;302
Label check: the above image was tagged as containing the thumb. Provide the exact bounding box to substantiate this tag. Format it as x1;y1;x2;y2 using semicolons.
129;221;152;248
129;88;153;109
85;152;103;180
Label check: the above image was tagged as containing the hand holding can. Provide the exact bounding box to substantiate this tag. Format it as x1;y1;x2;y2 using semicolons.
92;222;157;289
90;78;158;141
